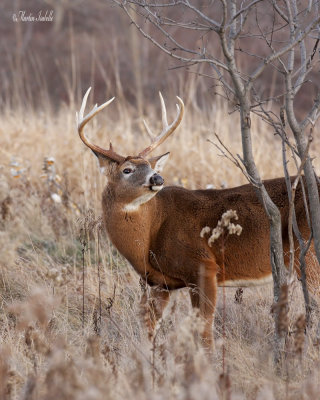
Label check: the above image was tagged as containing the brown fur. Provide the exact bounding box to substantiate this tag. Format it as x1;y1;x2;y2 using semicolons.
100;155;316;348
77;91;317;349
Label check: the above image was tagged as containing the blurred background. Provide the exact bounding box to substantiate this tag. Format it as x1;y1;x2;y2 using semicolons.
1;0;194;112
0;3;320;399
1;0;319;196
0;0;317;115
1;0;319;189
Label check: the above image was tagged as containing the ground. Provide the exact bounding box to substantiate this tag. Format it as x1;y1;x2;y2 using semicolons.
0;101;320;399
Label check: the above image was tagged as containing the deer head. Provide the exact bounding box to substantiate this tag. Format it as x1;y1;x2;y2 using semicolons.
77;88;184;209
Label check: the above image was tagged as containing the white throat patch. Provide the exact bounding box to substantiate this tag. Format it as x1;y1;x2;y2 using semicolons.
123;191;157;212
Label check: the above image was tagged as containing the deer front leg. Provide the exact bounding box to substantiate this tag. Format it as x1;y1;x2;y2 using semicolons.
140;285;170;339
189;268;217;350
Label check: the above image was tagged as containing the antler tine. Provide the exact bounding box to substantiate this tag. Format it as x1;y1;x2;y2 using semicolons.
77;87;125;163
78;87;91;123
138;93;184;158
142;119;154;139
159;92;168;131
77;88;115;130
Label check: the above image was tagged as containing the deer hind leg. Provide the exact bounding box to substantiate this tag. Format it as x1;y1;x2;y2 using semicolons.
140;285;170;339
189;267;217;350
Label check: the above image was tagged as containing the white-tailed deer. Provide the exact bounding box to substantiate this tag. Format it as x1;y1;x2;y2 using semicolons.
77;88;317;348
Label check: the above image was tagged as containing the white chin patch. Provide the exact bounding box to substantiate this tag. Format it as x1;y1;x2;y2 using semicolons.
151;185;163;192
123;191;158;212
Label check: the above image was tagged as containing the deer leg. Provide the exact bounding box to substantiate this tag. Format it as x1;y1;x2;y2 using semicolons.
189;269;217;350
140;285;170;338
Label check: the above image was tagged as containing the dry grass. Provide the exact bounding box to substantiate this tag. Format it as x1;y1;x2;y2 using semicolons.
1;97;320;400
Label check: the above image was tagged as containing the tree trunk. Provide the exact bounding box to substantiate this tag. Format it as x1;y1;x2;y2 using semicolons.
239;103;286;365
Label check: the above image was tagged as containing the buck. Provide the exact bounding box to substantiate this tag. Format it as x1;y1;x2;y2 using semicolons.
77;88;316;348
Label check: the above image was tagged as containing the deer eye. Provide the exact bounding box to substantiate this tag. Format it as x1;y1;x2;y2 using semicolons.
123;168;133;174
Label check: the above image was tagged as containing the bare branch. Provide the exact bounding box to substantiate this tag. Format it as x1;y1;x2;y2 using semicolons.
208;134;258;186
139;4;203;57
248;15;320;85
126;0;181;7
272;0;289;23
288;135;312;277
209;62;236;96
301;92;320;130
182;0;220;31
228;0;263;33
115;1;230;72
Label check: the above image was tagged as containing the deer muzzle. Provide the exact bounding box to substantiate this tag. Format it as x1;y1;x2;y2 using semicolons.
149;173;164;190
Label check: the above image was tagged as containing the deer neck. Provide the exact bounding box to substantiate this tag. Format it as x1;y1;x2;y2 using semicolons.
101;184;161;269
102;183;159;215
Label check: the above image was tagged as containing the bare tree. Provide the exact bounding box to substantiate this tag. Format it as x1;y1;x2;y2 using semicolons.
114;0;320;362
277;1;320;263
253;1;320;321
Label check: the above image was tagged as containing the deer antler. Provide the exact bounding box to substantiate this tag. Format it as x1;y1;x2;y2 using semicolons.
76;87;125;163
139;92;184;158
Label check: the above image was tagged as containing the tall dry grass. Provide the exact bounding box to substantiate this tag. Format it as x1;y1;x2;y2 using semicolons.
1;2;320;397
1;88;320;399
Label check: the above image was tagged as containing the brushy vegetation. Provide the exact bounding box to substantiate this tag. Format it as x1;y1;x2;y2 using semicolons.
1;0;320;398
1;98;320;400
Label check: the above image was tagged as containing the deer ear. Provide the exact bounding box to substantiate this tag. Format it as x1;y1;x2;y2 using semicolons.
95;153;119;175
148;152;170;173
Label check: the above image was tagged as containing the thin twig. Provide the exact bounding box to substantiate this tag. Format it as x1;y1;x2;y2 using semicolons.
97;223;102;332
107;313;161;375
208;134;257;186
288;134;312;278
82;246;85;332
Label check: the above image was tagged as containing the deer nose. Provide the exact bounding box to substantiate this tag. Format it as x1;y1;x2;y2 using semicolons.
150;173;164;186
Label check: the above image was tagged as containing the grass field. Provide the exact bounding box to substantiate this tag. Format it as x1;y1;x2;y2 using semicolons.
1;90;320;399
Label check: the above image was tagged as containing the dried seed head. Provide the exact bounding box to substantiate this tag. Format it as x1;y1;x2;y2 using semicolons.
86;336;101;365
47;268;59;279
200;226;211;238
272;284;289;337
46;265;71;287
0;347;11;399
294;314;306;356
9;288;56;329
42;157;56;182
10;158;26;178
139;295;155;341
227;222;242;236
201;209;242;246
218;370;231;399
51;193;62;203
220;209;238;227
234;288;244;304
208;226;223;246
